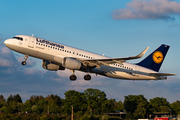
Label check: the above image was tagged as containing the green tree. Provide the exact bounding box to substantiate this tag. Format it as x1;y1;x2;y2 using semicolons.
102;99;115;113
149;97;170;112
114;100;124;112
123;95;149;118
36;98;47;114
84;88;107;114
46;94;62;114
23;100;33;113
29;95;44;105
0;95;5;108
133;102;147;118
63;90;87;115
13;94;22;103
171;100;180;115
7;94;14;105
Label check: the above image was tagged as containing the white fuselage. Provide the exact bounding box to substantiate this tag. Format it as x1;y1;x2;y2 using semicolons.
4;35;166;80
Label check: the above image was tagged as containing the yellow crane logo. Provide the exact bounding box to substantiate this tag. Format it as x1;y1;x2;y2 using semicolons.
153;51;164;64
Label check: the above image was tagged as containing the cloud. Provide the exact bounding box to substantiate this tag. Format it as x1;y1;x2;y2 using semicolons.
27;90;52;94
0;83;21;93
168;23;180;29
0;47;17;67
112;0;180;20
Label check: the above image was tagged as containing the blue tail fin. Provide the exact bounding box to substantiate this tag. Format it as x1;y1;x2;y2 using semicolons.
136;44;170;72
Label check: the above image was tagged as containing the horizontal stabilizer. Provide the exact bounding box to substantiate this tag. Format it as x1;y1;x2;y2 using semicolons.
149;73;175;76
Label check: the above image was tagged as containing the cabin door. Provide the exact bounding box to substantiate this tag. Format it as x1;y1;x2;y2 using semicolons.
28;37;35;48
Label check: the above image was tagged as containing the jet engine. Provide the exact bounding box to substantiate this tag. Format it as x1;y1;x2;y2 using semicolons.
62;57;82;70
42;60;65;71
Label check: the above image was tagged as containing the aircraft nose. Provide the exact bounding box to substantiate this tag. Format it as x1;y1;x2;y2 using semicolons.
4;39;11;47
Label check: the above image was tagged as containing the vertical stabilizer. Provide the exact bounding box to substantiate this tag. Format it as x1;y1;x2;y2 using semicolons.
136;44;170;72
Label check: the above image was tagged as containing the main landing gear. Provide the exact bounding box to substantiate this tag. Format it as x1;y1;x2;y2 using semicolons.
69;70;91;81
69;70;77;81
84;74;91;81
22;55;28;65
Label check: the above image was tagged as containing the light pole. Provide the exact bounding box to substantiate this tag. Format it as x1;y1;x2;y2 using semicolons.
48;106;49;115
71;105;73;120
170;109;171;118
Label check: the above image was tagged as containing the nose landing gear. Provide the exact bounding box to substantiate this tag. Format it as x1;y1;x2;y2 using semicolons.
21;55;28;65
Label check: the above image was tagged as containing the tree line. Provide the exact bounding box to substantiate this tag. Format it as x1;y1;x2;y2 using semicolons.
0;88;180;120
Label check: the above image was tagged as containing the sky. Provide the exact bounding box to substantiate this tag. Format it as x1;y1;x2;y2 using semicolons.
0;0;180;103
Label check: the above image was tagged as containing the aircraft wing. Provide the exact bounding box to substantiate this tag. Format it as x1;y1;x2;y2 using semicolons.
78;47;149;67
149;73;176;76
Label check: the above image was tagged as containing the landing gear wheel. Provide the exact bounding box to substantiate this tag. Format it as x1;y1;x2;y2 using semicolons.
84;74;91;81
22;61;26;65
70;75;77;81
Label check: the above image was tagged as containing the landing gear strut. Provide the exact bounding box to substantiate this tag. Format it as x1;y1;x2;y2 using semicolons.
22;55;28;65
69;70;77;81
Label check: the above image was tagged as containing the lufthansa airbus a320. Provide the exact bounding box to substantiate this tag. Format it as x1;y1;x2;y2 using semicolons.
4;35;175;81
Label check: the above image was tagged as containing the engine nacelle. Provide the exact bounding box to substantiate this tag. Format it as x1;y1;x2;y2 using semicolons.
42;60;65;71
63;57;82;70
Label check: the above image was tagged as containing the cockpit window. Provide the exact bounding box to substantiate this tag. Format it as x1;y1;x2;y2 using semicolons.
12;37;23;41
